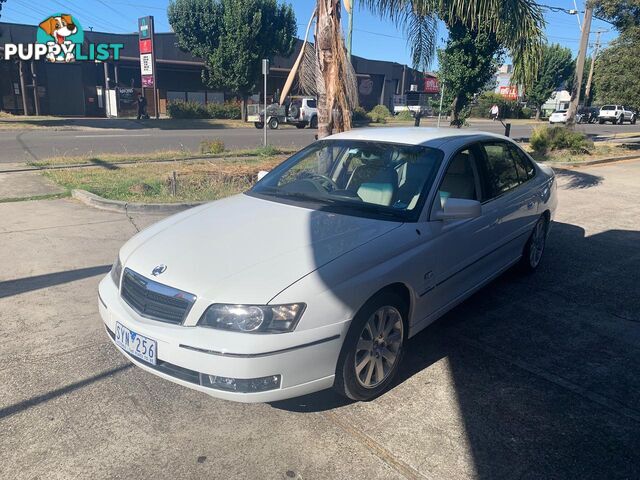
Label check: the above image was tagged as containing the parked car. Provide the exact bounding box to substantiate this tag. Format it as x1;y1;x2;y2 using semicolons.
576;106;599;124
549;110;568;124
247;96;318;130
598;105;637;124
100;128;557;403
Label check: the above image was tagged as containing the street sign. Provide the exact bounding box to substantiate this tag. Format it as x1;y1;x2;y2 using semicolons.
262;59;270;75
140;53;153;75
139;39;152;54
138;16;158;118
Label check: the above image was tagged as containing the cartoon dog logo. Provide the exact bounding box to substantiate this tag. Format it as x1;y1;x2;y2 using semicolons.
38;14;79;62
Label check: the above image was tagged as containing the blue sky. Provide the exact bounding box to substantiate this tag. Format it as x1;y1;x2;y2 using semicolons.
1;0;618;69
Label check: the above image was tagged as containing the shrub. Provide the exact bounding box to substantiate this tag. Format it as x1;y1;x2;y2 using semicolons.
352;106;369;122
395;110;414;121
521;107;533;119
470;91;530;119
253;145;281;157
368;104;392;123
167;100;209;119
206;102;241;119
530;126;550;153
530;126;594;155
167;100;241;120
200;139;225;155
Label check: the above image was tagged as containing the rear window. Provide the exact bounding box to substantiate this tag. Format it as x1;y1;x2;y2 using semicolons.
554;110;567;114
305;99;317;108
601;105;616;110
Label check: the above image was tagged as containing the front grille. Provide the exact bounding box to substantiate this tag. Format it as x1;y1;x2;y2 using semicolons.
121;268;196;324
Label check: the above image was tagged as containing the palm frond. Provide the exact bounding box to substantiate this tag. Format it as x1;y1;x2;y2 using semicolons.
359;0;545;86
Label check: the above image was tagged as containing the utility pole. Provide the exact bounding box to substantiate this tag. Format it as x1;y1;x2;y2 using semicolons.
566;5;593;128
345;0;353;61
262;59;269;147
584;30;602;105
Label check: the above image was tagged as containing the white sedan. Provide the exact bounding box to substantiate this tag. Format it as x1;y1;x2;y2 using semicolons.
548;110;568;124
99;128;557;402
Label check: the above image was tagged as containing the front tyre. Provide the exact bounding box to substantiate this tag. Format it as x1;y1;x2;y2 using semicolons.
334;292;407;401
519;214;548;273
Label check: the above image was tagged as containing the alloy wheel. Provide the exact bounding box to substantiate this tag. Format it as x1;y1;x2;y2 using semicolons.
354;306;403;389
529;219;546;268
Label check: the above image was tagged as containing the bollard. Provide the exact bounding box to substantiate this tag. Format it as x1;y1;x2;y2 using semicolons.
504;122;511;137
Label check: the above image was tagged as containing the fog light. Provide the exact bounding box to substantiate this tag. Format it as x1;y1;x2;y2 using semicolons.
199;373;281;393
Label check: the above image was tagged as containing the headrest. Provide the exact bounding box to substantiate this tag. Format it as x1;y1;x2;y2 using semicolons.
448;152;471;175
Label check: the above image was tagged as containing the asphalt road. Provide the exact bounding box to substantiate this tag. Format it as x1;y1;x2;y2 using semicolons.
2;120;639;163
1;159;639;479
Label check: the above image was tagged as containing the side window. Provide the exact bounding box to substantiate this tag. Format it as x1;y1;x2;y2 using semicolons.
438;148;480;203
508;144;536;182
481;142;520;198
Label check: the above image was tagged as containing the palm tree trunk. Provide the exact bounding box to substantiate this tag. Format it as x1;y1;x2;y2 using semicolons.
316;0;352;138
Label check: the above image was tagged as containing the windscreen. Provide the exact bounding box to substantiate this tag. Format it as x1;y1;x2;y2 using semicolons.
250;140;444;221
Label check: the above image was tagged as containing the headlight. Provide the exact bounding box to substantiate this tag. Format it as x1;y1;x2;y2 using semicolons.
110;255;122;287
198;303;305;333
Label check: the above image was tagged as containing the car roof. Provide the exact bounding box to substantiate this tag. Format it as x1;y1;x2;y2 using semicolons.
326;127;510;148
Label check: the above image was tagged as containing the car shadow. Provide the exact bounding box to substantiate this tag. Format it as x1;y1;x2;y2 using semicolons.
552;167;603;189
272;220;640;478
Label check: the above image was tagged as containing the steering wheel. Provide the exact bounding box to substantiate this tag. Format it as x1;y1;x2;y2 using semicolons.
298;172;339;192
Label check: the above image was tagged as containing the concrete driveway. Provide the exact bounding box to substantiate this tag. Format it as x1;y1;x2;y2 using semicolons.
1;160;639;479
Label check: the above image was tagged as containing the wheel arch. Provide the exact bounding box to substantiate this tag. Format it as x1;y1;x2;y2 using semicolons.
363;282;412;323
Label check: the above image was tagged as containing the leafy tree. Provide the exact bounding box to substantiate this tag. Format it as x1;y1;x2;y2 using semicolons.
168;0;296;119
436;22;503;126
314;0;545;137
526;44;574;119
593;30;640;108
594;0;640;33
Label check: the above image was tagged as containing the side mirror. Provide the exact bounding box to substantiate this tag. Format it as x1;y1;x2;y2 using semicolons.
257;170;269;181
434;198;481;221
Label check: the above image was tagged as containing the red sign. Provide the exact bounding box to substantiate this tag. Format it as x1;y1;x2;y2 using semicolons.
139;39;152;54
424;77;439;94
142;75;154;87
499;86;519;100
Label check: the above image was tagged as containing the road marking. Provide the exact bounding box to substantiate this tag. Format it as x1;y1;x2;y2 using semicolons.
73;134;153;138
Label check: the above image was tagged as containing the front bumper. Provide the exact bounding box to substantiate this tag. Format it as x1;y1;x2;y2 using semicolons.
98;275;348;402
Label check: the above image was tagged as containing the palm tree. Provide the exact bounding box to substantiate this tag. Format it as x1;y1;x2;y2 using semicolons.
310;0;545;137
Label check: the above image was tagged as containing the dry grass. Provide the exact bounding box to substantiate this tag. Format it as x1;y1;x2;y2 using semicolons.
44;156;286;203
30;146;297;167
523;142;638;163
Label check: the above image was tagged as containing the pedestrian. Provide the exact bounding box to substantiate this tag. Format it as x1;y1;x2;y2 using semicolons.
490;104;500;121
137;93;148;120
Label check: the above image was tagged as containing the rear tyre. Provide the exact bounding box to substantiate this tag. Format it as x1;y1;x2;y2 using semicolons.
310;116;318;129
618;115;625;125
598;119;604;125
519;214;549;273
268;117;279;130
295;123;306;129
334;292;407;401
632;116;637;125
254;122;264;129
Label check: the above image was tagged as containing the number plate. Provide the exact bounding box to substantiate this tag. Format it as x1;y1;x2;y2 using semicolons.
115;322;157;365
